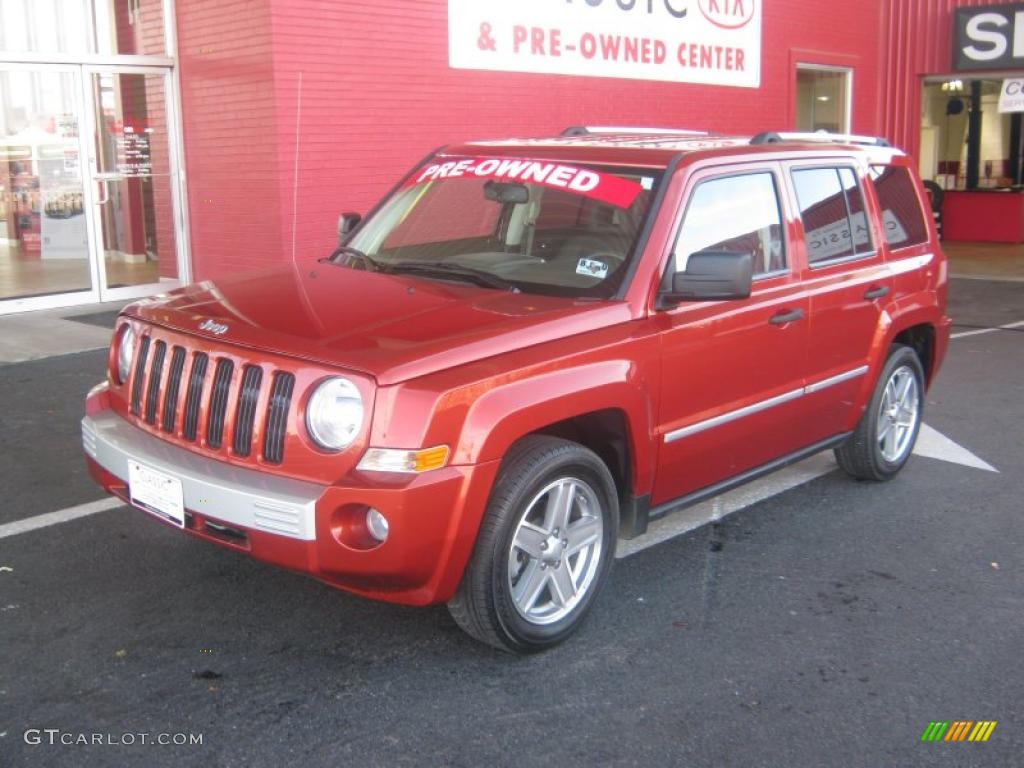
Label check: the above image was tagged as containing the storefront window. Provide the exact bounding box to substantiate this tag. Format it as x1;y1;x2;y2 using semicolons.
2;0;181;310
0;0;167;57
920;79;1021;190
796;67;850;133
0;68;91;300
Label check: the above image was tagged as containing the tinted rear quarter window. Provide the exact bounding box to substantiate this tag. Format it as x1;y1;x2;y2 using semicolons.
869;165;930;248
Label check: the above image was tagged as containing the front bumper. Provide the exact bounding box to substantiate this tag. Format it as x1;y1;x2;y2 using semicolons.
84;411;321;539
82;403;500;605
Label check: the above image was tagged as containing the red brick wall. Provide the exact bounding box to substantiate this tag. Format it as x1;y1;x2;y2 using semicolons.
175;0;282;280
177;0;887;280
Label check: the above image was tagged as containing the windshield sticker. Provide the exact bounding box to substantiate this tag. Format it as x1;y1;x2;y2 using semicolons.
576;257;610;279
410;156;644;209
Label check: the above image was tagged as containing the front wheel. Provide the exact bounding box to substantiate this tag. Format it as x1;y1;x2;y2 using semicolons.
447;436;618;653
835;344;924;481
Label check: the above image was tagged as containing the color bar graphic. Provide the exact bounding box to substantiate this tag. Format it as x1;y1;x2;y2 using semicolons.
921;720;997;742
968;721;998;742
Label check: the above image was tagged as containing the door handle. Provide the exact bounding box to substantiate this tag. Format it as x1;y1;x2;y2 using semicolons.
864;285;890;300
93;173;123;206
769;308;804;325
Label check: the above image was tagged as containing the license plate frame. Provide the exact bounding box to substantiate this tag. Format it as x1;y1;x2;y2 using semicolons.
128;460;185;528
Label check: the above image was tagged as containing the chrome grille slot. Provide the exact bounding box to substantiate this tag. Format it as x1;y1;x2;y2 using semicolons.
129;335;151;416
206;358;235;449
182;353;208;442
162;346;187;433
263;372;295;464
144;340;167;425
232;365;263;457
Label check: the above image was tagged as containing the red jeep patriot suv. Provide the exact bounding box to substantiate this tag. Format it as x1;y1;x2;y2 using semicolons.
83;128;950;652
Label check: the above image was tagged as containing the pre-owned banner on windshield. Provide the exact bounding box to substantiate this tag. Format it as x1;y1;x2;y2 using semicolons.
408;156;645;208
448;0;761;88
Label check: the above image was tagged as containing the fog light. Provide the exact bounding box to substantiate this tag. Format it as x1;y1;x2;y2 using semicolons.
366;508;389;542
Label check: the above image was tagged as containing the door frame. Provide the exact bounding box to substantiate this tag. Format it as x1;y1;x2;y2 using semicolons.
0;60;189;314
81;63;189;303
0;61;100;311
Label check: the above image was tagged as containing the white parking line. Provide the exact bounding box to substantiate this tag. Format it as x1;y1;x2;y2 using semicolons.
0;498;123;540
951;320;1024;339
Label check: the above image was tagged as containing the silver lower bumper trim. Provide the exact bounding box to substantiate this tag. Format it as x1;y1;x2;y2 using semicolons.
82;411;323;540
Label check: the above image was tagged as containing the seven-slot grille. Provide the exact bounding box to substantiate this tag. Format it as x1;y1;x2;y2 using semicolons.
128;333;295;464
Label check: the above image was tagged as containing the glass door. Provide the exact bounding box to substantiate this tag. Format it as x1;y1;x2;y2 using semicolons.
85;66;182;301
0;63;97;308
0;64;185;313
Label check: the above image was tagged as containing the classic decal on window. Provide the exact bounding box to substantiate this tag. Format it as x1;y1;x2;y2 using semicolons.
409;156;644;209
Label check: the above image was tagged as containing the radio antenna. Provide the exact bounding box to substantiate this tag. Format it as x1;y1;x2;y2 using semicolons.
291;71;304;263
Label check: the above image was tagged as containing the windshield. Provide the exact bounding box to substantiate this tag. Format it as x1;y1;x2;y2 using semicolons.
344;156;662;299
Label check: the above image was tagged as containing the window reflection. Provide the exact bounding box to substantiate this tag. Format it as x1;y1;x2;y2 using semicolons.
0;69;91;299
796;68;849;133
674;173;786;276
0;0;166;56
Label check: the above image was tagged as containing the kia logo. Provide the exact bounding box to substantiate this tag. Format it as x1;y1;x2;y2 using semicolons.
199;319;229;335
699;0;755;29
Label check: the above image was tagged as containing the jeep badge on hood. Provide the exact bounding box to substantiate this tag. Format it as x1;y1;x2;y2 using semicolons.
198;318;228;335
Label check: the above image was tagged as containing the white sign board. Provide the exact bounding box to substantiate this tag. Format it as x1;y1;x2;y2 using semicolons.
998;77;1024;113
449;0;762;88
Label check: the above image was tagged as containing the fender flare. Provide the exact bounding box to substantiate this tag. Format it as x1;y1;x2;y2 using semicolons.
452;359;656;495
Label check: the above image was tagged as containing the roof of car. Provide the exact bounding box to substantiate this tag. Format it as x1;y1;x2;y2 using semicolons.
441;130;904;169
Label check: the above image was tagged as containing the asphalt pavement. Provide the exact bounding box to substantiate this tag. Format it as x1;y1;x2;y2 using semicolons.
0;277;1021;768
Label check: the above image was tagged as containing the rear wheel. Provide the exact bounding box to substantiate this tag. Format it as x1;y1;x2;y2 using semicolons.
836;344;924;481
447;436;618;653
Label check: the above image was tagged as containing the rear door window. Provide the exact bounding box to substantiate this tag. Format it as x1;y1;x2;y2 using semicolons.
792;167;874;265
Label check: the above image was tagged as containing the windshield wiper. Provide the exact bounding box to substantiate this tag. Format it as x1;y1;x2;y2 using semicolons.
325;245;381;272
384;261;519;292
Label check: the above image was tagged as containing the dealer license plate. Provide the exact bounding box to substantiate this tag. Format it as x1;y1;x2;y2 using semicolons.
128;460;185;528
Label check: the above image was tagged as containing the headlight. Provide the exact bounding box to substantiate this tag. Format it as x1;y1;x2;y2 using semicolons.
305;377;364;451
116;324;136;385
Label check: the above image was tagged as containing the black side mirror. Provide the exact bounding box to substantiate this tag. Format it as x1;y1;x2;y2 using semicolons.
660;250;753;306
338;212;362;245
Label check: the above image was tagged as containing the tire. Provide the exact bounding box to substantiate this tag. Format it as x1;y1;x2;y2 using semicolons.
835;344;924;481
447;435;618;653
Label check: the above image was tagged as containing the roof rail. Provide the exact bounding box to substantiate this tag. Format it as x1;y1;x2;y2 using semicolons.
749;130;891;148
562;125;709;137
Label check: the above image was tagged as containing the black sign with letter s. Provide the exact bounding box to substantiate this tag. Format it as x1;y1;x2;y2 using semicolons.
954;2;1024;71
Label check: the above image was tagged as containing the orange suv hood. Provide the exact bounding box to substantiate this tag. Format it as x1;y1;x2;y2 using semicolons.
127;263;632;385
